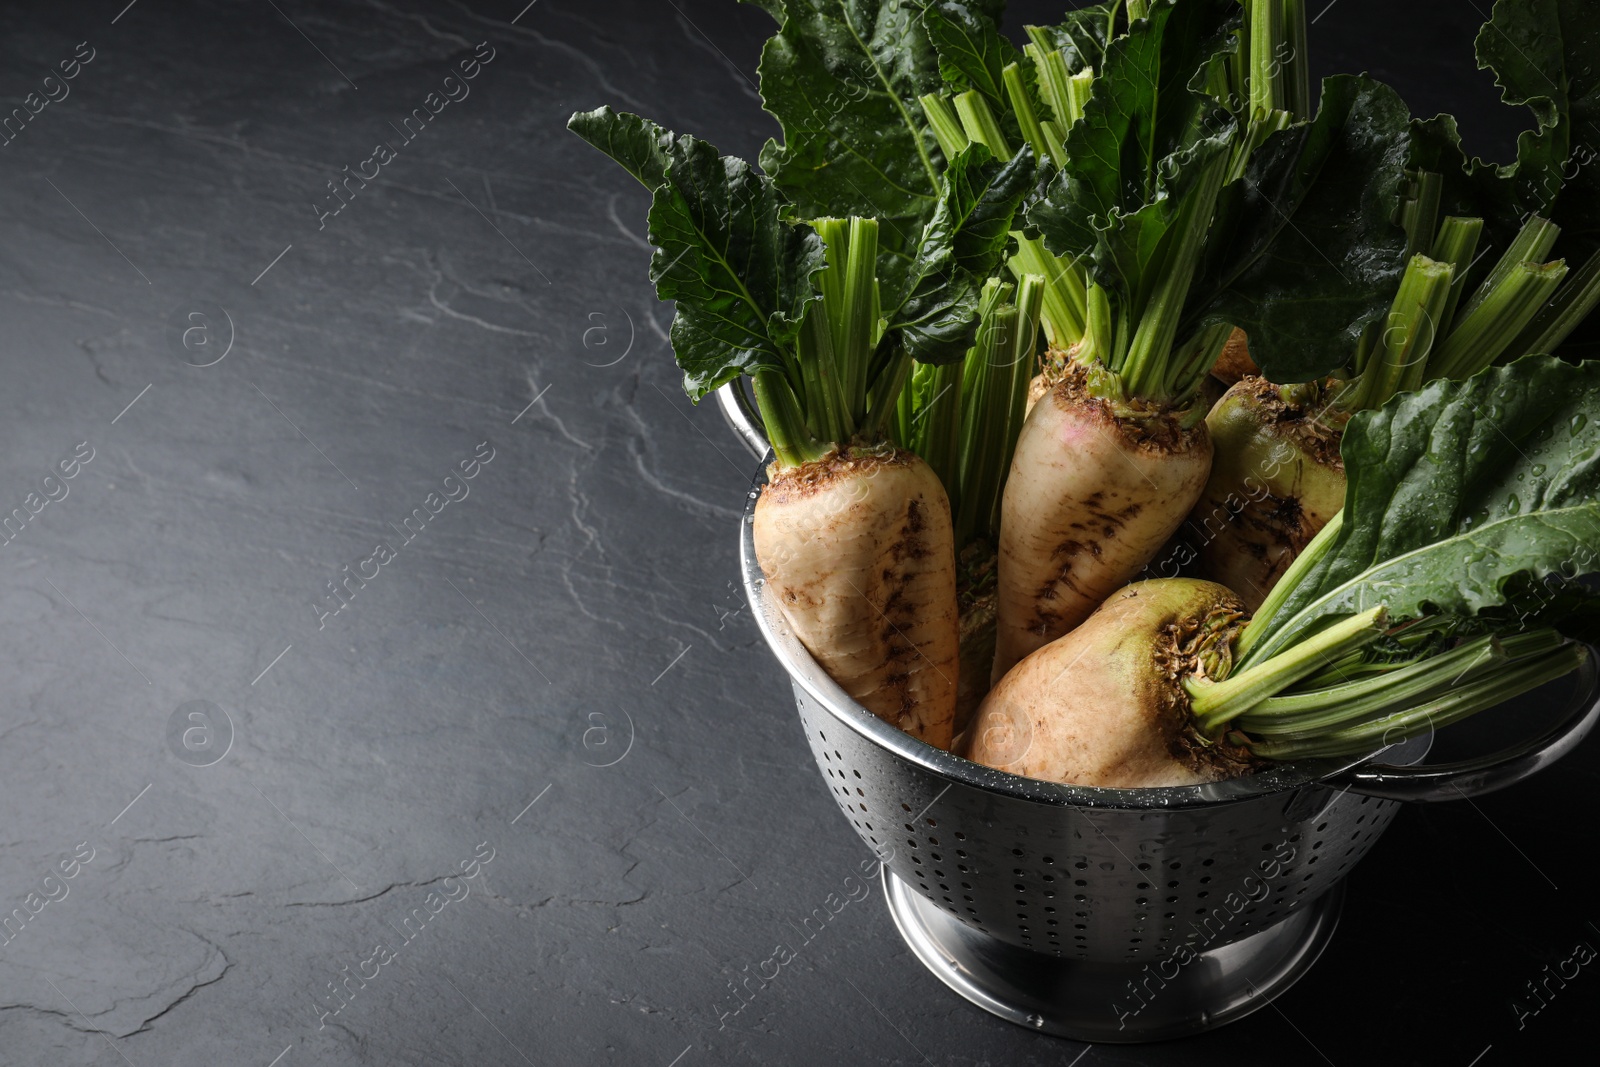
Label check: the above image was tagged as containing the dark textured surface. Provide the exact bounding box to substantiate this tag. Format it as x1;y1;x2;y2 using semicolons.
0;1;1592;1064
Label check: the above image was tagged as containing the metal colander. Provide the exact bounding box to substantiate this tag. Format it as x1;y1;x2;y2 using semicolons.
718;383;1600;1041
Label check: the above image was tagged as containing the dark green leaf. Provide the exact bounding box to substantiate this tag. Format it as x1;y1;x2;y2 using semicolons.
566;106;678;190
755;0;946;306
1025;2;1120;74
569;106;825;402
650;143;827;399
925;2;1024;118
1242;356;1600;664
1184;76;1415;383
1084;130;1235;318
1043;0;1237;228
892;143;1037;364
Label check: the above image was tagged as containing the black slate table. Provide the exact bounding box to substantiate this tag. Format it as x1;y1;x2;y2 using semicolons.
0;1;1592;1064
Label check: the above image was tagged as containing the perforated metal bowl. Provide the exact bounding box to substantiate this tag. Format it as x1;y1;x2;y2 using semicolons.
718;383;1600;1041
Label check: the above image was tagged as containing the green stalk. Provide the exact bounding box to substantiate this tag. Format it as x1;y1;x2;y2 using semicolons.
1186;606;1389;733
919;93;969;161
1427;259;1569;380
840;217;881;417
797;304;846;443
1342;254;1454;409
1166;321;1235;404
1126;0;1150;22
1508;247;1600;357
1066;70;1095;126
956;276;1043;544
1119;150;1231;400
1281;0;1310;120
864;349;915;438
1453;215;1560;324
1025;40;1071;126
953;91;1012;161
1247;0;1285;120
1237;634;1504;733
1428;215;1484;335
1010;236;1086;349
1234;510;1344;664
752;368;829;468
954;292;1019;545
1400;170;1443;259
1240;630;1567;735
1003;62;1060;166
916;361;964;511
1246;642;1585;759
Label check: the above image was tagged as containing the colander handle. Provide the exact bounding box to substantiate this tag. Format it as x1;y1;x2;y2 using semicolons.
717;380;770;461
1326;647;1600;802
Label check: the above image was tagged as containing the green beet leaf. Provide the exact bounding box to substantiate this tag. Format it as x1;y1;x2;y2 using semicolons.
1030;0;1237;250
567;107;825;401
1185;76;1414;383
751;0;946;307
891;142;1037;364
1240;355;1600;666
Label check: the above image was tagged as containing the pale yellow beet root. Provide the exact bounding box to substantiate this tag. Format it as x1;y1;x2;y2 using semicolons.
992;368;1213;682
754;448;959;750
968;578;1254;787
1190;377;1346;610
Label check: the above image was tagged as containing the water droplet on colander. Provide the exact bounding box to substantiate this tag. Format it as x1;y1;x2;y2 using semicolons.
1026;1014;1045;1028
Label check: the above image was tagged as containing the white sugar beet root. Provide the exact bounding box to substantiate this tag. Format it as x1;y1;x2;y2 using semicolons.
755;448;960;750
968;578;1255;787
992;369;1213;682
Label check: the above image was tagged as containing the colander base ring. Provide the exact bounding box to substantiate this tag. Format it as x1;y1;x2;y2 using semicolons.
883;869;1344;1043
